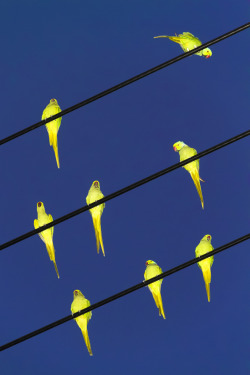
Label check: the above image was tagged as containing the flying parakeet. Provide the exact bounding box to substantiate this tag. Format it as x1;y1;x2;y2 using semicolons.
154;32;212;58
86;180;105;256
195;234;214;302
173;141;205;209
144;260;166;319
71;289;93;356
34;201;60;278
42;98;62;168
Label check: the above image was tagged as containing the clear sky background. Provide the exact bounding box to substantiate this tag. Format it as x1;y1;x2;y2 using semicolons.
0;1;249;374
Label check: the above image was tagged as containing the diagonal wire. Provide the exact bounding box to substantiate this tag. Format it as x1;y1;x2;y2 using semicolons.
0;129;249;252
0;233;249;352
0;22;249;147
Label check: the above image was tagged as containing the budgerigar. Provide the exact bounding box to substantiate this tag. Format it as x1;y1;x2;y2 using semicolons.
154;32;212;58
195;234;214;302
71;289;93;356
144;260;166;319
86;181;105;256
173;141;205;209
42;98;62;168
34;201;60;278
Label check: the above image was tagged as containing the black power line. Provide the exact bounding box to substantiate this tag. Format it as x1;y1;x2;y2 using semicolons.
0;129;249;252
0;233;248;352
0;23;249;147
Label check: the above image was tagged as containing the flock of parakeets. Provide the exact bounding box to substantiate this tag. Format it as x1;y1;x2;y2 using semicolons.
34;32;214;356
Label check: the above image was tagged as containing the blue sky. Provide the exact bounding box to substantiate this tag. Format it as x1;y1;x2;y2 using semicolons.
0;1;249;374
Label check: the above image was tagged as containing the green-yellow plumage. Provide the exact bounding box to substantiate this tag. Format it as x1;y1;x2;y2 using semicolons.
144;260;166;319
173;141;205;209
195;234;214;302
71;290;93;356
86;181;105;256
154;32;212;58
34;201;60;278
42;98;62;168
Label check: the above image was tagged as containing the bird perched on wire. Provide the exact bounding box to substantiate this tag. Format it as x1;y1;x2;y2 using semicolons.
144;260;166;319
173;141;205;209
195;234;214;302
71;289;93;356
34;201;60;278
154;32;212;58
86;180;105;256
42;98;62;168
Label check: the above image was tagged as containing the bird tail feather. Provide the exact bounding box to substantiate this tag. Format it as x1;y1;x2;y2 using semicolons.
190;170;204;209
202;268;211;302
152;291;166;319
53;260;60;279
166;36;181;44
51;132;60;168
45;242;60;278
82;328;93;356
93;216;105;256
48;129;53;146
154;35;170;39
45;241;54;261
154;35;182;44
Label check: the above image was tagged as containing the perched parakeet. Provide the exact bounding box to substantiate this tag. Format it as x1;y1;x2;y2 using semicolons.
42;98;62;168
195;234;214;302
154;32;212;58
71;290;93;356
34;201;60;278
86;180;105;256
173;141;205;209
144;260;166;319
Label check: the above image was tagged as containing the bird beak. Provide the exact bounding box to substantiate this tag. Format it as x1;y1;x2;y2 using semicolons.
173;146;177;151
206;55;210;59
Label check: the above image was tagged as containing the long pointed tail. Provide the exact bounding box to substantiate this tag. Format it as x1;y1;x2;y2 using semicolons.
154;35;170;39
152;291;166;319
82;328;93;356
190;170;204;209
154;35;181;44
93;216;105;256
53;260;60;279
202;268;211;302
45;242;60;278
51;132;60;169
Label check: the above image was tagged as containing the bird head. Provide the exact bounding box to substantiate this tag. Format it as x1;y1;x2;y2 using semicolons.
173;141;185;152
203;48;212;58
202;234;212;242
73;290;83;298
37;201;45;212
146;260;156;266
93;180;100;189
50;98;58;104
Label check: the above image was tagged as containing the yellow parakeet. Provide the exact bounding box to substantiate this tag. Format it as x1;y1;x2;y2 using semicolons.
34;201;60;278
71;289;93;356
42;98;62;168
144;260;166;319
195;234;214;302
86;180;105;256
173;141;205;209
154;32;212;58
